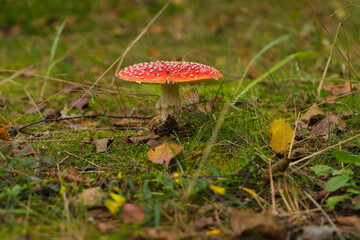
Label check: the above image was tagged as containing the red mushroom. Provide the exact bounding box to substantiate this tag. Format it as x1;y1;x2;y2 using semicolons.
117;61;222;123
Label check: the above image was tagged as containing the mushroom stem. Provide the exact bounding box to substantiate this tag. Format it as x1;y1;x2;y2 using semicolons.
155;84;182;122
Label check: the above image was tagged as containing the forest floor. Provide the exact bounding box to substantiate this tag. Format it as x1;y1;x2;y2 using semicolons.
0;0;359;239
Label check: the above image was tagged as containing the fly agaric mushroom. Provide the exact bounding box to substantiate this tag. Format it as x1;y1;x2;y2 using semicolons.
117;61;222;122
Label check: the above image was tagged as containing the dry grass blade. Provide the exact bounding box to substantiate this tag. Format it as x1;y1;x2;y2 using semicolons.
303;191;345;240
317;23;341;97
0;65;34;87
289;133;360;167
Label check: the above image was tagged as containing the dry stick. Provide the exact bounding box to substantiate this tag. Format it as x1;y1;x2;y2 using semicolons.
317;23;341;97
111;0;173;86
288;112;300;159
303;191;345;240
23;88;44;119
305;0;359;81
68;0;172;114
289;133;360;166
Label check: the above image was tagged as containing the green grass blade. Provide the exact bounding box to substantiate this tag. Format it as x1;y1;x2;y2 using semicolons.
48;19;67;75
235;51;318;100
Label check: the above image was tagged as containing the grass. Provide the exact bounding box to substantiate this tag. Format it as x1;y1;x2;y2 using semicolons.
1;0;360;239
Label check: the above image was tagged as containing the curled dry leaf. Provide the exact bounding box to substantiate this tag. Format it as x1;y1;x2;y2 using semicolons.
11;143;37;156
269;119;294;153
0;124;10;140
230;209;283;239
146;142;182;169
261;156;290;186
121;203;146;224
312;114;346;137
128;133;159;144
43;107;62;119
70;95;91;110
64;165;87;183
94;138;109;153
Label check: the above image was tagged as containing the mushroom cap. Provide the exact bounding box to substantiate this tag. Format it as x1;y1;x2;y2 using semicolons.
117;61;222;84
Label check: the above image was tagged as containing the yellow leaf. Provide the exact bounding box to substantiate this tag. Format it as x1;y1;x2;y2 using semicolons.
117;172;123;179
113;186;121;193
209;184;226;195
242;187;256;197
206;229;221;235
0;124;10;141
269;119;294;153
147;143;182;169
59;185;66;195
104;199;120;215
109;192;125;206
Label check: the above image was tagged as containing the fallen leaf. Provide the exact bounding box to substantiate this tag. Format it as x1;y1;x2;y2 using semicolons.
11;143;37;156
230;209;283;239
261;156;290;186
121;203;146;223
300;104;325;124
312;114;346;136
43;107;62;119
324;81;355;95
146;142;182;169
70;95;91;110
73;187;106;207
269;119;294;153
0;124;10;140
24;101;49;115
193;217;214;229
94;138;109;153
64;166;86;183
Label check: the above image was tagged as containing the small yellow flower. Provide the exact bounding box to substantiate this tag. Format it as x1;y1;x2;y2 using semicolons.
242;187;256;196
209;184;226;196
109;192;125;206
104;199;120;215
173;172;181;184
206;229;221;236
59;185;66;195
117;172;123;179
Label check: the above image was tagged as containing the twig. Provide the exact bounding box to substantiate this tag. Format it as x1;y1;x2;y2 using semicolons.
18;113;156;135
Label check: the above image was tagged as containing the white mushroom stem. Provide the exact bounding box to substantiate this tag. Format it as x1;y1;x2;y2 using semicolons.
155;84;182;122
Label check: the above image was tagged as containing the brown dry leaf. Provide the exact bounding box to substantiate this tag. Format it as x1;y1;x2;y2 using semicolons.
73;187;106;207
64;166;86;183
24;101;49;115
193;217;214;229
182;89;200;104
146;142;182;169
128;133;159;144
269;119;294;153
43;107;62;119
0;124;10;141
324;81;355;95
300;104;325;124
336;215;360;233
11;143;37;156
121;203;146;224
70;95;91;110
230;209;283;239
94;138;109;153
312;114;345;136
